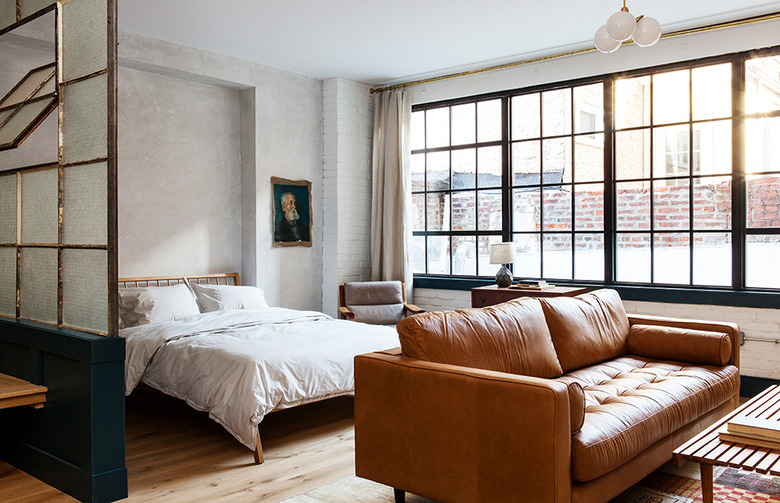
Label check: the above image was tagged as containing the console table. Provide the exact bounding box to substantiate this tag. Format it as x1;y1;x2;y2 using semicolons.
471;285;588;308
0;372;47;410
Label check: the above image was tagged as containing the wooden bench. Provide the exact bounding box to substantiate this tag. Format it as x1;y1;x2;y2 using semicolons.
0;372;47;410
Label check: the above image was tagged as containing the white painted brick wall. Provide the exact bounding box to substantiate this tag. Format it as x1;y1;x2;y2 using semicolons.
414;288;780;380
321;78;374;316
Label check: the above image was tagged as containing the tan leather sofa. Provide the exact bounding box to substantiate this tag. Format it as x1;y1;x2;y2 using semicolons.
354;289;740;503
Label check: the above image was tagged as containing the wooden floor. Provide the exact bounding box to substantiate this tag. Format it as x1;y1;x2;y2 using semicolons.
0;387;357;502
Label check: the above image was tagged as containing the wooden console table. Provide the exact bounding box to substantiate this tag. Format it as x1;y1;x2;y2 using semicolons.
471;284;587;308
0;372;47;410
674;385;780;503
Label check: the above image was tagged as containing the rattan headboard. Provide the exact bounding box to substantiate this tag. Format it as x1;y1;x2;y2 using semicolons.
118;272;240;288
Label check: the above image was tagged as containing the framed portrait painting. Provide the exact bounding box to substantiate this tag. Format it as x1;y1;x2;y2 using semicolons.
271;177;312;247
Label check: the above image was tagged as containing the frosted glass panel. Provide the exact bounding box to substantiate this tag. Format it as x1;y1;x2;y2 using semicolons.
0;174;16;243
0;98;56;147
0;247;15;317
61;74;107;164
20;0;55;18
62;248;107;333
61;0;107;81
63;162;107;245
0;0;14;32
0;65;55;108
19;247;57;323
20;168;58;244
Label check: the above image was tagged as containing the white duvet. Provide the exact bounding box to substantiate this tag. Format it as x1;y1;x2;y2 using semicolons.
121;308;400;449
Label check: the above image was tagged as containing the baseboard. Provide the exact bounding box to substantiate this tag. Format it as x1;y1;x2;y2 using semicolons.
741;375;780;398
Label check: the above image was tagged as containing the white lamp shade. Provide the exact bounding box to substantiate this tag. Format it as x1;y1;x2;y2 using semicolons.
489;242;516;264
633;16;661;47
606;10;636;42
594;25;621;53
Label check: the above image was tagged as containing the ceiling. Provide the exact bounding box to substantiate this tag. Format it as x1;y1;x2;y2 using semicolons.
118;1;780;86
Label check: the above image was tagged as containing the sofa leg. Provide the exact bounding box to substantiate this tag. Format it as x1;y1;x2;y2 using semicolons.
393;488;405;503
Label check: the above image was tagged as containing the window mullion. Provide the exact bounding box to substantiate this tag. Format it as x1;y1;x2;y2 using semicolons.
732;58;746;290
604;78;616;284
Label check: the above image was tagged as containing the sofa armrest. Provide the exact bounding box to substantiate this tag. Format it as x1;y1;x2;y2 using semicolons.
355;352;573;503
628;314;740;369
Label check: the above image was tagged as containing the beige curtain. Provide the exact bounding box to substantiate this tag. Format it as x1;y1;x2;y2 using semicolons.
370;89;413;300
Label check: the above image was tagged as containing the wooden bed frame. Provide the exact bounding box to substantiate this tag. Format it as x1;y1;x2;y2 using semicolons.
118;272;267;464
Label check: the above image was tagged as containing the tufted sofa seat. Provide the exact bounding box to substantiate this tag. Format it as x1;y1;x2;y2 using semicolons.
354;289;740;503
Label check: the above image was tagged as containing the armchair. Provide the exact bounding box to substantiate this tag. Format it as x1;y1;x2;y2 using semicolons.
338;281;423;326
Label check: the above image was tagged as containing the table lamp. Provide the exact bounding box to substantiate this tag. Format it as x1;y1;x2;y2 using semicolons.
489;242;516;287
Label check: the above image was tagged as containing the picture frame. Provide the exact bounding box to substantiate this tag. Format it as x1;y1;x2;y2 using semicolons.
271;176;312;247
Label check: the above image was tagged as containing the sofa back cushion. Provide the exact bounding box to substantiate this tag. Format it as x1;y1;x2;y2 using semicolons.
540;289;630;373
397;297;563;378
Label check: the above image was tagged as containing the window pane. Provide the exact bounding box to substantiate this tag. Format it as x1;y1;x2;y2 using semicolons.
653;124;690;178
745;117;780;174
614;76;650;129
19;247;57;323
0;65;55;108
0;174;16;244
478;189;502;230
653;70;689;125
452;148;476;189
615;129;650;180
0;247;15;317
477;146;501;188
575;184;604;231
413;236;425;273
746;174;780;228
542;89;571;137
654;180;690;231
543;234;572;279
410;111;424;150
20;168;58;244
61;0;108;82
513;189;540;232
411;194;425;231
513;234;540;279
746;235;780;288
426;193;449;231
575;233;604;281
452;236;476;276
478;235;501;277
512;140;541;186
477;99;501;142
693;176;731;230
425;107;449;148
745;55;780;115
427;236;450;275
574;84;603;133
452;191;476;231
693;120;731;176
692;64;731;120
574;133;604;182
616;181;650;230
61;74;108;164
511;93;540;140
693;232;731;286
411;153;425;191
543;137;571;184
426;151;449;191
63;162;107;246
616;233;651;282
0;99;55;148
653;233;690;285
451;103;476;145
62;248;107;333
543;188;572;231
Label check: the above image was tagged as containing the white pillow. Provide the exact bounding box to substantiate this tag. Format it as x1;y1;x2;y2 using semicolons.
191;283;269;312
118;283;200;328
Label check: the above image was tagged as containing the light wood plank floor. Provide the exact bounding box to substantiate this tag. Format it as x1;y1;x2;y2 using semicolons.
0;387;357;502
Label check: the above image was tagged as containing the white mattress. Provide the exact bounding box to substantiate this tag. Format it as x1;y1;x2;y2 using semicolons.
121;308;400;449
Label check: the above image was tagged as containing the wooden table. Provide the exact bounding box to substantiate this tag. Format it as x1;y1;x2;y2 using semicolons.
471;284;587;308
673;385;780;503
0;372;47;410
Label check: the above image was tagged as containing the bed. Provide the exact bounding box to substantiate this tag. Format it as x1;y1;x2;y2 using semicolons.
118;273;400;464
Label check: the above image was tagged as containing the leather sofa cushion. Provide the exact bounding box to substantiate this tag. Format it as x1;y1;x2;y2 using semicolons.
567;381;585;435
397;298;563;378
628;324;732;366
540;289;630;373
557;356;740;482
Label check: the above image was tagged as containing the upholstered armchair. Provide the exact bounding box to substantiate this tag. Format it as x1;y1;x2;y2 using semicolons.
338;281;424;326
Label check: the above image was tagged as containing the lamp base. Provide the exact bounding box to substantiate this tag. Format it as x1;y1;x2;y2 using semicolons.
495;264;513;287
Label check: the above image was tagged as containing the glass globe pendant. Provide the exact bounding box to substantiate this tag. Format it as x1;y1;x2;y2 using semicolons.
606;5;636;42
633;15;662;47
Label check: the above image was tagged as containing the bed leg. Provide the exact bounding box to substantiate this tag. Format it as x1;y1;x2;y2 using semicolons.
253;429;264;464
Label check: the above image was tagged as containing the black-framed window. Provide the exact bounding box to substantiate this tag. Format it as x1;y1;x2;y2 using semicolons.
411;47;780;300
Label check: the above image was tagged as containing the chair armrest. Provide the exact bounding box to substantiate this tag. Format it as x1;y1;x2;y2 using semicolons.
628;314;740;369
338;306;355;321
355;352;572;503
403;303;425;316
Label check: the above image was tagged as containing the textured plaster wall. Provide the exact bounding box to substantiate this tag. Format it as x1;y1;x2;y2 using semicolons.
117;32;323;311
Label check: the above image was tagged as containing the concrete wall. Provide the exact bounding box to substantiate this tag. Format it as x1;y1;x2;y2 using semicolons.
117;31;323;311
409;18;780;380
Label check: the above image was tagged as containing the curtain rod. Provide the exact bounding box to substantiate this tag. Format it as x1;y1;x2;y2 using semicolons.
370;11;780;94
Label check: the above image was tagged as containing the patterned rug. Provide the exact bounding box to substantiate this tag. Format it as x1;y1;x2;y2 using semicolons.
282;461;780;502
